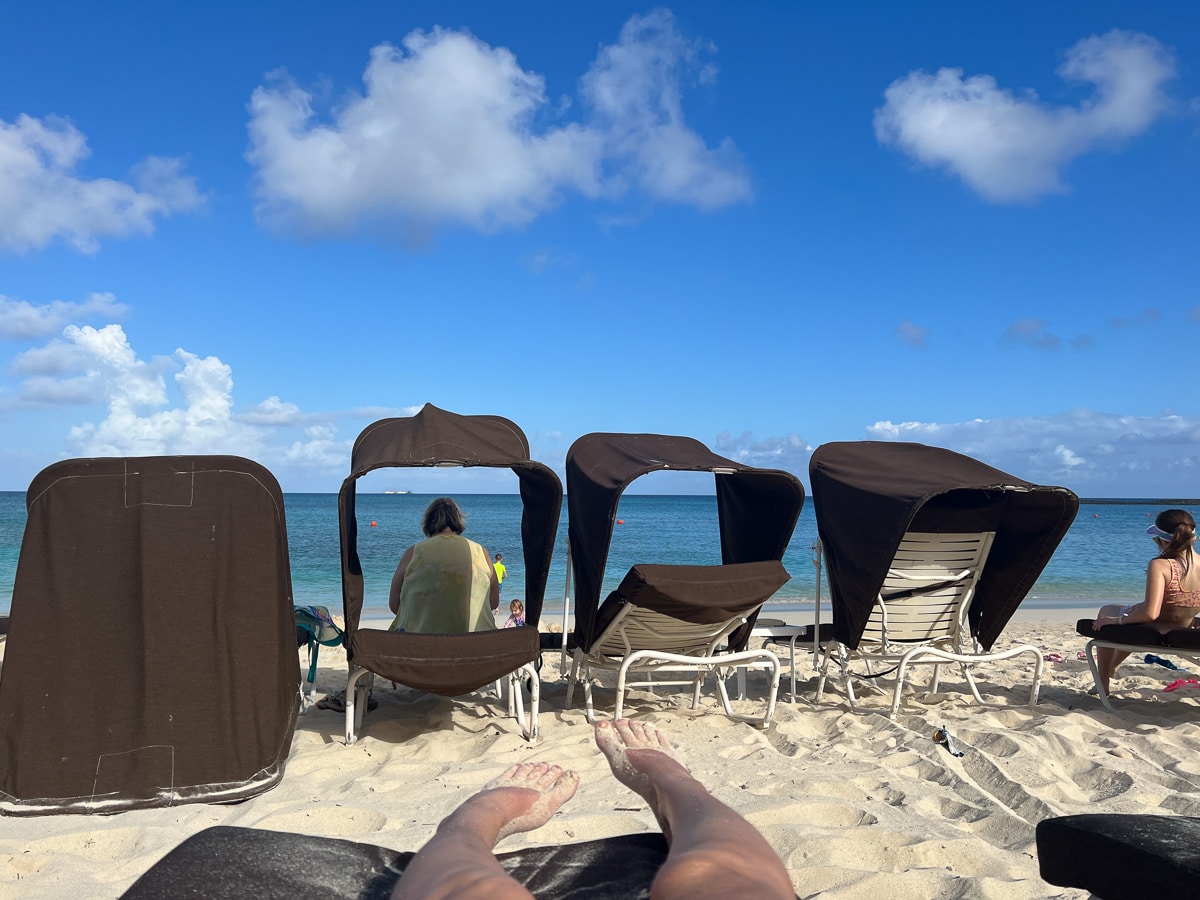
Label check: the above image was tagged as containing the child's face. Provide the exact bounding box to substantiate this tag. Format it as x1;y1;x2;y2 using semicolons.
511;603;523;615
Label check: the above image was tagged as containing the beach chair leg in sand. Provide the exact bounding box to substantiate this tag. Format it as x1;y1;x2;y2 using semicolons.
345;666;373;745
816;641;861;709
570;645;780;727
345;661;540;744
814;532;1045;716
1082;637;1200;711
504;663;540;741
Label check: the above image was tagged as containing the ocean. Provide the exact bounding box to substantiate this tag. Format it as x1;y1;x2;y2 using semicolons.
0;492;1188;618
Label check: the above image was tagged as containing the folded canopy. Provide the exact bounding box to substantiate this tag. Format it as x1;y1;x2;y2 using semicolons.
809;441;1079;650
338;404;562;693
566;433;805;650
0;456;299;814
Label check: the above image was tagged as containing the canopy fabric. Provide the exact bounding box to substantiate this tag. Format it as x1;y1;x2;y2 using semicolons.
809;441;1079;651
566;433;805;650
0;456;298;815
338;404;562;692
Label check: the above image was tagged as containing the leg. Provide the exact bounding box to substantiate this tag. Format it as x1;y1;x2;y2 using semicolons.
1095;646;1132;694
594;719;793;900
1093;604;1130;694
392;762;579;900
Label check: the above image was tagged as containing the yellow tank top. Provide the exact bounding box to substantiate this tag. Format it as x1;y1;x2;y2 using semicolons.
390;535;497;634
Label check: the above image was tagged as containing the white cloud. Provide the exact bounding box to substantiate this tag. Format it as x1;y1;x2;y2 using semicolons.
875;30;1176;202
895;320;928;348
0;291;127;339
54;327;257;457
1004;318;1060;350
238;395;310;426
283;425;352;468
579;10;752;209
866;410;1200;495
246;10;749;240
1108;308;1160;329
1;312;419;488
714;430;812;471
0;114;203;254
1054;443;1085;467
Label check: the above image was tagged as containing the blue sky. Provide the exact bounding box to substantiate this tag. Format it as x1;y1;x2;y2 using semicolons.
0;2;1197;497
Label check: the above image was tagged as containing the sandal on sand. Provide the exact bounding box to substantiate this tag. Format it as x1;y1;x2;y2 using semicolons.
1163;678;1200;693
1043;653;1064;663
1077;650;1088;660
1145;654;1182;671
316;690;379;712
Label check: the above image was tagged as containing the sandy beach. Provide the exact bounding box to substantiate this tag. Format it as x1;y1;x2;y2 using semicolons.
3;607;1198;899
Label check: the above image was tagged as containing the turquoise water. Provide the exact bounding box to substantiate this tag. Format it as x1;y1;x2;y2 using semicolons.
0;492;1187;618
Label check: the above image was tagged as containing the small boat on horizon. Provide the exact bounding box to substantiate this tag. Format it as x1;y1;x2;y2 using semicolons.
382;490;411;495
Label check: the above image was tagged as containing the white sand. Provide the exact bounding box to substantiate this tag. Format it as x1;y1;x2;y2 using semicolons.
3;610;1199;899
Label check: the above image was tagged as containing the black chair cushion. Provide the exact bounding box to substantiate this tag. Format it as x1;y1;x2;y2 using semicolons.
1076;619;1167;646
1038;814;1200;899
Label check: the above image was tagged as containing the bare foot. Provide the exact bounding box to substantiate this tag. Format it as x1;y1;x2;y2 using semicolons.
392;764;578;900
474;762;580;841
594;719;694;838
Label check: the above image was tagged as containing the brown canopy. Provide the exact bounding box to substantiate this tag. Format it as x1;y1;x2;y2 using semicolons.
809;441;1079;651
338;404;562;695
0;456;299;815
566;433;805;650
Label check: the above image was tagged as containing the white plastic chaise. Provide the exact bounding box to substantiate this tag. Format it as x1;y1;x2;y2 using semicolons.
817;532;1043;716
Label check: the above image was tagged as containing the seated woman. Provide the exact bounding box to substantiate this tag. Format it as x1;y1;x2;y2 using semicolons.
1091;508;1200;692
389;497;499;633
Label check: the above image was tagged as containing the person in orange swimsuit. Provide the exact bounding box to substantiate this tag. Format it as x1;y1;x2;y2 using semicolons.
1091;508;1200;692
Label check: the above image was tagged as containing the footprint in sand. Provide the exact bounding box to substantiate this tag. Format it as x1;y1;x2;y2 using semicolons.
1072;767;1134;801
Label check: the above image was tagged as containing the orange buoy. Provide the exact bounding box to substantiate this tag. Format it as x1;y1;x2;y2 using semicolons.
1093;513;1099;518
371;520;377;527
617;519;624;525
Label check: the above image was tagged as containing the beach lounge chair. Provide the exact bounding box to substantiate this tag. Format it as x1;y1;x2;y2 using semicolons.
810;441;1078;716
119;825;672;899
1037;813;1200;899
338;404;561;743
557;432;804;724
295;605;344;711
566;560;791;724
0;456;299;815
1074;619;1200;709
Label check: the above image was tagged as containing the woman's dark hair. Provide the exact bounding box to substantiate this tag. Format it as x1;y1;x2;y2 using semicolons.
1156;508;1196;573
422;497;466;537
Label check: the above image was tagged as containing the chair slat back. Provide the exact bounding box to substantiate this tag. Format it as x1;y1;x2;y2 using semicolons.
593;605;745;657
862;532;996;646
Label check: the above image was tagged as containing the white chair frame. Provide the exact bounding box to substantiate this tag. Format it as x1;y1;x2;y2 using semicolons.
817;531;1043;716
344;662;540;744
1083;638;1200;711
566;602;780;727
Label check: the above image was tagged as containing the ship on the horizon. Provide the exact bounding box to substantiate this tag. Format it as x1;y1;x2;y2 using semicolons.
382;490;410;495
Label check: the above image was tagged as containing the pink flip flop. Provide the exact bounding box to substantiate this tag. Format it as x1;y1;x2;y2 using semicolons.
1043;653;1064;663
1162;678;1200;693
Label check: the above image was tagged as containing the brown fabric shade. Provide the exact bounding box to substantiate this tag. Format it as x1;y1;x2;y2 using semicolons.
338;404;562;695
566;433;805;651
810;441;1079;651
0;456;299;815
